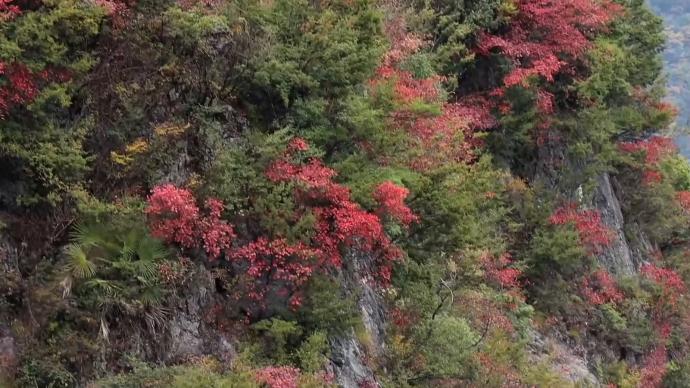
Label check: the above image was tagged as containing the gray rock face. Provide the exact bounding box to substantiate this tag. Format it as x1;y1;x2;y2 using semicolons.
330;250;388;388
591;173;658;273
126;266;235;364
155;104;248;187
0;235;19;381
527;329;601;387
0;325;17;380
592;173;637;275
330;334;378;388
0;235;18;273
163;267;235;363
624;221;657;267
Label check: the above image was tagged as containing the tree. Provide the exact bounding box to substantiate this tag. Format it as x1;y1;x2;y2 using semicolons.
0;0;104;207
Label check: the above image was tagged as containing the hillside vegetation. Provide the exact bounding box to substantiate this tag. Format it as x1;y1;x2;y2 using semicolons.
1;0;690;387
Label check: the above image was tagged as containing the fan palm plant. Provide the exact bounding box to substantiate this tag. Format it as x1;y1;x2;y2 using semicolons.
63;219;171;333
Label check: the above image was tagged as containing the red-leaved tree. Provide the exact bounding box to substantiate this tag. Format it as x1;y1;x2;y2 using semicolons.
147;140;413;311
146;185;235;259
264;139;408;283
581;269;624;305
639;344;668;388
476;0;622;90
0;4;78;118
549;203;613;253
480;251;522;289
254;366;301;388
677;191;690;212
373;181;418;227
368;15;490;171
619;136;677;185
641;263;686;309
458;0;622;147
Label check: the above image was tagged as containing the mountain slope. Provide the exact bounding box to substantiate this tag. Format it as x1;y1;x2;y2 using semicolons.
2;0;690;387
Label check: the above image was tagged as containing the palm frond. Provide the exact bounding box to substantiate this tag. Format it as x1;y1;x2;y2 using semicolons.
84;278;121;297
144;306;169;335
139;285;165;308
119;243;136;262
135;234;169;263
132;260;159;282
70;223;106;248
64;244;97;279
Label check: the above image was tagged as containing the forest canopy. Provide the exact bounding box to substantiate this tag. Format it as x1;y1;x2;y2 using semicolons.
1;0;690;387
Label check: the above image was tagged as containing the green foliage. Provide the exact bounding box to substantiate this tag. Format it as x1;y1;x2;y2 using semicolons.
249;318;330;373
599;303;628;333
63;211;170;321
665;359;690;387
2;0;689;386
296;331;329;373
16;318;102;388
525;226;590;314
610;0;665;87
413;315;479;381
597;360;641;388
617;165;688;243
412;0;510;81
252;318;303;365
0;0;104;207
93;361;257;388
240;0;385;152
296;276;359;335
17;358;76;388
487;87;540;173
406;157;511;258
661;155;690;190
527;226;589;280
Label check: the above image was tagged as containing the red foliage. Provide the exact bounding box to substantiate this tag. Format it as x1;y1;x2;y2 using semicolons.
619;137;676;165
639;345;668;388
501;54;564;88
146;185;235;259
390;307;420;331
480;251;522;289
549;203;613;253
641;263;686;308
158;256;191;286
370;25;488;170
266;157;337;190
401;103;481;170
619;136;677;186
146;185;199;247
0;63;41;118
476;352;522;387
581;269;624;305
643;170;664;185
0;0;75;120
357;379;379;388
454;95;497;130
254;366;301;388
476;0;622;89
461;291;516;334
229;238;316;305
373;181;418;227
287;137;309;153
266;139;403;280
536;90;555;114
0;0;19;21
95;0;135;28
381;16;425;68
468;0;622;146
185;139;404;312
677;191;690;212
372;66;443;105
